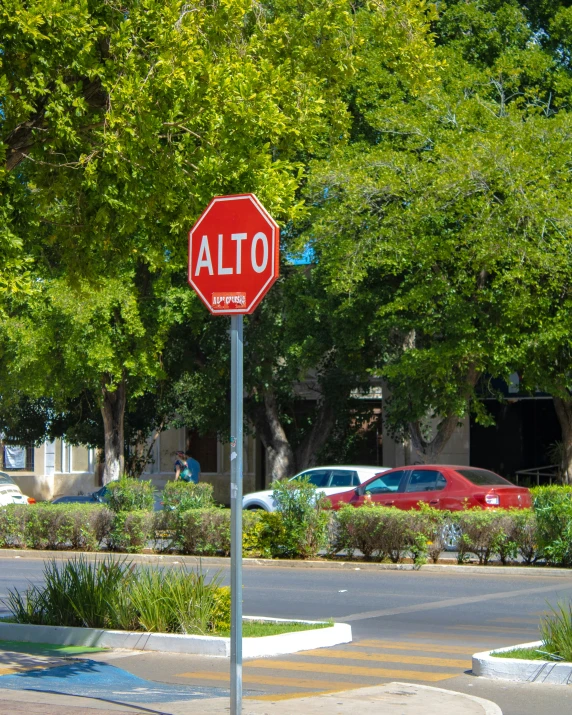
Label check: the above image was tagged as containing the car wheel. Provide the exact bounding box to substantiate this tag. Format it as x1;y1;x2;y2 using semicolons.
441;521;462;551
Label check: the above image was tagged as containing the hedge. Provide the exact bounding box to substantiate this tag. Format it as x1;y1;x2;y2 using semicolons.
2;484;572;566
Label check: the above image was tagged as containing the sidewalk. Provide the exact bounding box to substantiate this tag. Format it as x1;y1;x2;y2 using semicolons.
0;682;502;714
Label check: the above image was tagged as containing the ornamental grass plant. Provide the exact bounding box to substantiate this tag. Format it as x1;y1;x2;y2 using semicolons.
5;556;230;635
540;602;572;662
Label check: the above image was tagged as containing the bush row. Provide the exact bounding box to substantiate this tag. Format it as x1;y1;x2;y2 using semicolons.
1;483;572;565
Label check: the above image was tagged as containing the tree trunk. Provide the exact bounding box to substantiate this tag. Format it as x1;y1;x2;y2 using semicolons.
409;413;463;463
252;391;296;483
247;385;344;485
100;376;127;484
408;365;479;463
552;396;572;485
294;398;337;472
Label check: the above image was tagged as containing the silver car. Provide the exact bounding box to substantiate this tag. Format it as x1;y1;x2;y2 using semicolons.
242;465;390;511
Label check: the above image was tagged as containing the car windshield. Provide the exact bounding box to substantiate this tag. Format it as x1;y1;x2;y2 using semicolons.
290;470;331;487
456;468;513;486
0;472;16;486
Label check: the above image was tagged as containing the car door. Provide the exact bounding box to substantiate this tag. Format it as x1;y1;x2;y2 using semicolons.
400;468;448;510
356;470;409;507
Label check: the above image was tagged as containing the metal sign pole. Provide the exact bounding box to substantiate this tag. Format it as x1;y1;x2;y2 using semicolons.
230;314;244;715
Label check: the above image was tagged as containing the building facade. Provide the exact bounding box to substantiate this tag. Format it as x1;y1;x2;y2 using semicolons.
1;429;261;503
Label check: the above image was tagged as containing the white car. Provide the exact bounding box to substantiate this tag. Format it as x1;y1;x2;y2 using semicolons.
0;471;35;506
242;465;391;512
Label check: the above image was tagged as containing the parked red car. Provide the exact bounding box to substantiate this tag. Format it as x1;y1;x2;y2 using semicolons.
326;465;532;511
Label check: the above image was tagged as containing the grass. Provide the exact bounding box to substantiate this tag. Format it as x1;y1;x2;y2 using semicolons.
490;647;553;661
216;619;333;638
0;639;107;656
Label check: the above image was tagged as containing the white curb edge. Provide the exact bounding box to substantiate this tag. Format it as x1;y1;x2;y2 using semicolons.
0;618;351;659
473;641;572;685
391;682;503;715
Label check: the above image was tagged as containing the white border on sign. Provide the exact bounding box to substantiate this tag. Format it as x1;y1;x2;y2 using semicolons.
188;194;279;314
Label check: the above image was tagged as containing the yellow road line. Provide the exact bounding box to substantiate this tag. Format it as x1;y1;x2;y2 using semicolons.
175;671;364;691
446;625;538;634
0;664;51;676
249;689;357;701
246;659;457;682
489;617;541;625
410;631;518;642
353;640;474;655
300;648;469;669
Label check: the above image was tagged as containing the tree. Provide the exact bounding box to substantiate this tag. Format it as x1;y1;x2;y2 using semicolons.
301;0;572;462
0;0;440;482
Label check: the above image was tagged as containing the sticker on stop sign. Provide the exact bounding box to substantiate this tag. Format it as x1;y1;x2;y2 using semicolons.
188;194;280;315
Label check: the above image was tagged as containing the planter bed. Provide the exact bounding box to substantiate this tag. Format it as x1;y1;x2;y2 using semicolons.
0;617;351;659
472;641;572;685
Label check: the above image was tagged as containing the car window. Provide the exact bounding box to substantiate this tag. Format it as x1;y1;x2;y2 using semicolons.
365;470;407;495
290;470;331;487
405;469;447;493
455;468;512;486
0;472;16;486
329;470;356;488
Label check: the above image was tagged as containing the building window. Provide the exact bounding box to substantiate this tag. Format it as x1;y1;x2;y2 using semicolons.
186;431;218;473
2;445;34;471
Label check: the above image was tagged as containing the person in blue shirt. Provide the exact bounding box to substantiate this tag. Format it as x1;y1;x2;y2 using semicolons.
174;451;201;484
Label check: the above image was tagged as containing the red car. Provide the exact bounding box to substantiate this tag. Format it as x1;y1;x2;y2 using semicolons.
326;465;532;511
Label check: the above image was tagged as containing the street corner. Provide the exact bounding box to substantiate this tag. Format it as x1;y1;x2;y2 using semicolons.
0;648;69;676
0;658;233;706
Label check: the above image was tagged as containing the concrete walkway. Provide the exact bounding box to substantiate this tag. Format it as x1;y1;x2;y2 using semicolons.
0;681;502;714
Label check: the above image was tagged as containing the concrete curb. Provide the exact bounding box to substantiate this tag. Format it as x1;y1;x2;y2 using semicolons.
391;682;503;715
473;641;572;685
1;548;571;577
0;618;351;659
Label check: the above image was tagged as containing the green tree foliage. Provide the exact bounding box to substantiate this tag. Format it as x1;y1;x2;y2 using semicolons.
1;0;441;480
301;0;572;462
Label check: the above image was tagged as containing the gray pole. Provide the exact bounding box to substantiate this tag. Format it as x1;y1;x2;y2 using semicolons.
230;314;243;715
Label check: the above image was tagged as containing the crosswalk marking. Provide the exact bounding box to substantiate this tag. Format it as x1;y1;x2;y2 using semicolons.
445;624;538;635
489;617;541;625
245;659;457;682
351;639;474;655
300;648;470;669
249;690;356;701
175;671;363;692
410;631;520;642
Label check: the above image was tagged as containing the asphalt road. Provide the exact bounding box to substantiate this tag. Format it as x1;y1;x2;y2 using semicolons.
1;556;572;714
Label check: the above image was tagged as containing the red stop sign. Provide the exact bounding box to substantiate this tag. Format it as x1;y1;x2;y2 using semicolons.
188;194;280;315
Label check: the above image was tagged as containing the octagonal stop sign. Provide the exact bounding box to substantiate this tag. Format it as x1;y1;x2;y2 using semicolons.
188;194;279;315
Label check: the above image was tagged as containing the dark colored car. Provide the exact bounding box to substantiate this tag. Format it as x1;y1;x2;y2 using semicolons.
52;486;163;511
326;465;532;511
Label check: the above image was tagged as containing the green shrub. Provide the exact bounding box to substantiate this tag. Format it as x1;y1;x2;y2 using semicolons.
414;504;448;564
0;505;28;548
108;510;154;553
540;602;572;661
161;481;214;511
531;486;572;566
0;504;113;551
510;509;538;565
5;556;230;634
105;477;155;513
332;504;418;563
169;507;231;555
268;479;330;559
454;509;519;565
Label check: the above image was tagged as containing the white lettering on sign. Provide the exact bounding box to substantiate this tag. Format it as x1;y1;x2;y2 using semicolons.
218;234;233;275
231;233;247;274
212;292;246;308
251;232;268;273
195;236;214;275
